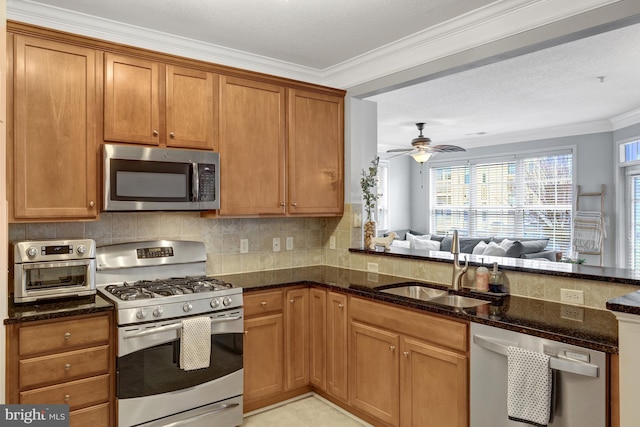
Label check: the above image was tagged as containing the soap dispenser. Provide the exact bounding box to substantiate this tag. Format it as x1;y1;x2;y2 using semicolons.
489;262;503;293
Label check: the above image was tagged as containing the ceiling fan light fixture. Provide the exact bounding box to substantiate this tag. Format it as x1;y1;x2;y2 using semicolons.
411;151;432;163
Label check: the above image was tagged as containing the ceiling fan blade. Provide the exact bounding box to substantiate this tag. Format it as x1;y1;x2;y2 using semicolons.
386;148;414;153
429;144;466;153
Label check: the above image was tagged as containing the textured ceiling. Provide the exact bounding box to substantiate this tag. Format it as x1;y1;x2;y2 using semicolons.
21;0;494;69
368;22;640;152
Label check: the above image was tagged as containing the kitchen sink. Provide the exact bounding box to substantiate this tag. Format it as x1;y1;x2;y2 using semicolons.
380;285;448;302
428;294;490;308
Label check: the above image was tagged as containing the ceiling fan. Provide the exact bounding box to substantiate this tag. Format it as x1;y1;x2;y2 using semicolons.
387;123;466;163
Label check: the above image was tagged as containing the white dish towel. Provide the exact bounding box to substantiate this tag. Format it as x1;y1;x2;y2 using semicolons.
180;316;211;371
507;346;552;427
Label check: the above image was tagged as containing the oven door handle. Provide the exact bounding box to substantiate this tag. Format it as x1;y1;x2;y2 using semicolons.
141;403;240;427
124;315;242;339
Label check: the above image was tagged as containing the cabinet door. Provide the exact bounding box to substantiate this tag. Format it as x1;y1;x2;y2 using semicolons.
400;337;468;427
327;291;348;401
309;288;327;391
287;89;344;216
104;53;160;145
166;65;217;150
243;314;284;401
350;321;400;427
285;288;309;390
219;76;286;215
13;36;98;219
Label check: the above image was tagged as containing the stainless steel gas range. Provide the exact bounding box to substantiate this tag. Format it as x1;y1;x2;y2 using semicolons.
95;240;243;427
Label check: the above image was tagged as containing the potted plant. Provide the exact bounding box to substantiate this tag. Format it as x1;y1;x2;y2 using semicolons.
361;156;382;248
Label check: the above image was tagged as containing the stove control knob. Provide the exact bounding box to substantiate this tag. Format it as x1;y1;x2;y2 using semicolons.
26;246;38;258
183;302;193;312
223;296;232;307
136;309;147;319
76;245;86;255
210;298;220;309
153;307;163;317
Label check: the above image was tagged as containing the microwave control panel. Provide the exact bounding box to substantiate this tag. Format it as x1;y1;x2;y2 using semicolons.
198;164;217;202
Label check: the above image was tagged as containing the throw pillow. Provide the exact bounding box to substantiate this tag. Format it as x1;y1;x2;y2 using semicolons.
413;239;441;251
482;241;507;256
391;240;411;249
519;239;549;255
406;232;431;241
472;241;488;254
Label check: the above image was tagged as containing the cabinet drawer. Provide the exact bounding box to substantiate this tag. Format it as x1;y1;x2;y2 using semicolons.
20;345;110;389
350;297;468;352
69;402;110;427
244;290;284;317
20;374;110;411
19;315;110;356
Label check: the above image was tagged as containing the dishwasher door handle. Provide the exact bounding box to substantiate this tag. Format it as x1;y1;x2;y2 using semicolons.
473;334;599;378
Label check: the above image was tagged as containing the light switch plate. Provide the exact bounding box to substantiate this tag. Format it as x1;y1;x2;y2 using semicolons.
240;239;249;254
286;236;293;251
329;236;336;250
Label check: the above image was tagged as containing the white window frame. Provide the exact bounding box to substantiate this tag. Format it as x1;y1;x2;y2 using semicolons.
617;137;640;268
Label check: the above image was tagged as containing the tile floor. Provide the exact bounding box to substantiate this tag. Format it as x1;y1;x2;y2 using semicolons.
242;395;371;427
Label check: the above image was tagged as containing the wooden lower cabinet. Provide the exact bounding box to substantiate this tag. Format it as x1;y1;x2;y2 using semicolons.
243;313;284;401
309;288;327;390
326;291;348;401
285;288;309;390
5;312;115;427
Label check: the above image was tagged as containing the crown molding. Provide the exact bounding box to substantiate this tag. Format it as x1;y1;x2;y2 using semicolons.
611;107;640;130
7;0;619;89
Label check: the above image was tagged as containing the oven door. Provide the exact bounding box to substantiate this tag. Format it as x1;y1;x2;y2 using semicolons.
14;259;96;303
117;309;243;427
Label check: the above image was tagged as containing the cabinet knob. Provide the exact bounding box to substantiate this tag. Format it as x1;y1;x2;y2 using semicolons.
338;303;344;309
292;203;298;207
290;299;295;304
244;331;248;335
389;345;396;351
64;332;71;340
64;363;71;370
152;130;159;137
280;202;286;207
403;351;409;357
260;301;267;307
64;394;71;402
169;132;176;139
89;200;95;207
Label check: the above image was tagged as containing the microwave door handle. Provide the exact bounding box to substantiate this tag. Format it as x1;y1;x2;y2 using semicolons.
192;163;199;202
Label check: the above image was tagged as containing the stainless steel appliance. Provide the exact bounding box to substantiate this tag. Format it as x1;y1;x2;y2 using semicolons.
12;239;96;303
96;240;243;427
470;323;607;426
103;143;220;211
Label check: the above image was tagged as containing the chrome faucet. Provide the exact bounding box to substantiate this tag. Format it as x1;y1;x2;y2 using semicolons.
450;230;468;291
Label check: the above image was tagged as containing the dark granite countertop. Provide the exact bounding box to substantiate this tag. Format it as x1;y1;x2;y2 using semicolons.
219;266;618;354
4;294;114;325
350;247;640;286
606;290;640;316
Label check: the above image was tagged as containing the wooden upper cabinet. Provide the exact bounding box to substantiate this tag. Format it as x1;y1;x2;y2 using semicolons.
287;89;344;216
104;53;160;145
104;54;218;150
11;35;99;220
165;65;218;150
219;76;286;216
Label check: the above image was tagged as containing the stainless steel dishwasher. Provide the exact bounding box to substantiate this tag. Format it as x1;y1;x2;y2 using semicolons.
470;323;607;426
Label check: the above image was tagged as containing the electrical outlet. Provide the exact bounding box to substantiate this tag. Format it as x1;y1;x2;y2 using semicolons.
273;237;281;252
561;305;585;321
353;212;362;228
367;262;379;273
240;239;249;254
560;288;584;305
329;236;336;250
286;236;293;251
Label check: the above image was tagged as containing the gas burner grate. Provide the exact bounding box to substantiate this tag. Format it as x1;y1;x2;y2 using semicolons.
104;276;233;300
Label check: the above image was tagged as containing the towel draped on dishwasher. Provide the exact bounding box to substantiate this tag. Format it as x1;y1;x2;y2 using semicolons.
507;346;552;427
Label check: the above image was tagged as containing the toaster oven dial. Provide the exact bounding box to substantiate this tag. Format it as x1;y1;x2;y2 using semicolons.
76;245;86;255
26;246;38;258
183;302;193;312
136;309;148;319
153;307;163;317
223;296;232;307
210;298;220;309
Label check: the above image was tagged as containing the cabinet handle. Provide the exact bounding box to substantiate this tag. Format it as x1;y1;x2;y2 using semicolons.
244;331;248;335
403;351;409;357
260;302;267;307
280;202;286;207
89;201;95;207
292;203;298;207
169;132;176;139
290;299;295;304
64;394;71;402
389;345;395;351
64;332;71;340
152;130;159;137
338;303;344;309
64;363;71;370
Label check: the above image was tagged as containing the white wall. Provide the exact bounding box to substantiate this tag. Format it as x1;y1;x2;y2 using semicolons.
406;131;617;266
386;155;411;232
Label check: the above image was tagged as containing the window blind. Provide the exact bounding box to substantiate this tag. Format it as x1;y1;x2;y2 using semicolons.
626;171;640;269
429;151;573;253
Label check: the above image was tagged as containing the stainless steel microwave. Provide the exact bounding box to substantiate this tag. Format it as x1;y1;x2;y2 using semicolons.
103;144;220;211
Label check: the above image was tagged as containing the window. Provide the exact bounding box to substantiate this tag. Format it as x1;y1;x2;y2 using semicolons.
621;139;640;163
626;168;640;269
429;151;573;253
377;160;389;232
